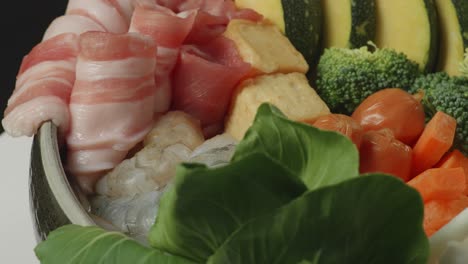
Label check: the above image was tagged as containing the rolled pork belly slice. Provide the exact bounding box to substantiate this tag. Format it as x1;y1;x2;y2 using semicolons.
66;0;132;33
43;15;107;41
66;31;157;193
2;33;79;137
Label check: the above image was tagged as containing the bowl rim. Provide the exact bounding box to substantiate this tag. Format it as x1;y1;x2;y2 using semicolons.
38;122;94;226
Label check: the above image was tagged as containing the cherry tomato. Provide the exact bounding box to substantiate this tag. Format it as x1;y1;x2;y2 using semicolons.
352;88;425;145
310;114;363;148
359;129;413;182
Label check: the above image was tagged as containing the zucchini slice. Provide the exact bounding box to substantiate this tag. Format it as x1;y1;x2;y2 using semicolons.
375;0;438;72
235;0;323;66
321;0;376;48
435;0;468;76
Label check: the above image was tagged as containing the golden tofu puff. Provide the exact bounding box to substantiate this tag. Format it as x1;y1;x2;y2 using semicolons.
225;72;330;140
223;19;308;76
234;0;323;66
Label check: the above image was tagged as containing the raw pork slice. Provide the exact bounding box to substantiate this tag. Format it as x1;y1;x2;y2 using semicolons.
66;32;157;193
130;0;196;113
172;36;251;137
177;0;262;22
44;0;135;40
43;15;106;41
66;0;132;33
112;0;136;22
2;33;79;137
146;0;262;45
184;8;229;44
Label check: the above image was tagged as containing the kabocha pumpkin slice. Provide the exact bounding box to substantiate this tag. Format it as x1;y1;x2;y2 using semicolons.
375;0;438;72
235;0;322;66
321;0;376;48
435;0;468;75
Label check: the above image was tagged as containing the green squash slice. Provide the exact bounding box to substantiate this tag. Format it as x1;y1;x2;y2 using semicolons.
321;0;376;49
375;0;438;72
435;0;468;76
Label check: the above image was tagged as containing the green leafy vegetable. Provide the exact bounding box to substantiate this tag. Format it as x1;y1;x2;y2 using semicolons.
233;104;359;190
208;175;429;264
35;225;194;264
149;154;307;261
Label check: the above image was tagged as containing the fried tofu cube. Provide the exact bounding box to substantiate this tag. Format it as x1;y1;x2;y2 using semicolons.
225;72;330;140
223;19;308;75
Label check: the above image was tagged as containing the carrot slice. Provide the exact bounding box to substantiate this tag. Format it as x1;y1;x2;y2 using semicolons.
436;150;468;195
411;111;457;176
407;167;466;202
423;196;468;236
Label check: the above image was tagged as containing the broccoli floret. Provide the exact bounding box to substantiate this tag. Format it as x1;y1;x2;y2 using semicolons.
316;46;421;114
410;72;468;155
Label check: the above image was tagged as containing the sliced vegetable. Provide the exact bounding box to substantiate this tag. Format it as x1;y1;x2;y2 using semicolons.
436;150;468;195
35;225;194;264
208;175;429;264
234;0;323;66
434;0;468;75
308;113;363;148
375;0;438;71
437;149;468;173
359;129;413;181
424;196;468;236
321;0;375;48
412;111;457;176
407;167;466;202
351;88;426;145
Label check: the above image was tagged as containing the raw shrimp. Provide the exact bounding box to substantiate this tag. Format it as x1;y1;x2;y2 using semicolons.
189;133;237;167
91;132;238;243
91;190;164;245
95;111;204;197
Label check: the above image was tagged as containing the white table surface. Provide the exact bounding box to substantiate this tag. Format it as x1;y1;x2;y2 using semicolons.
0;133;39;263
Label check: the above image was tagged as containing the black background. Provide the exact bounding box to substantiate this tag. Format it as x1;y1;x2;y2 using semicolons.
1;1;67;134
